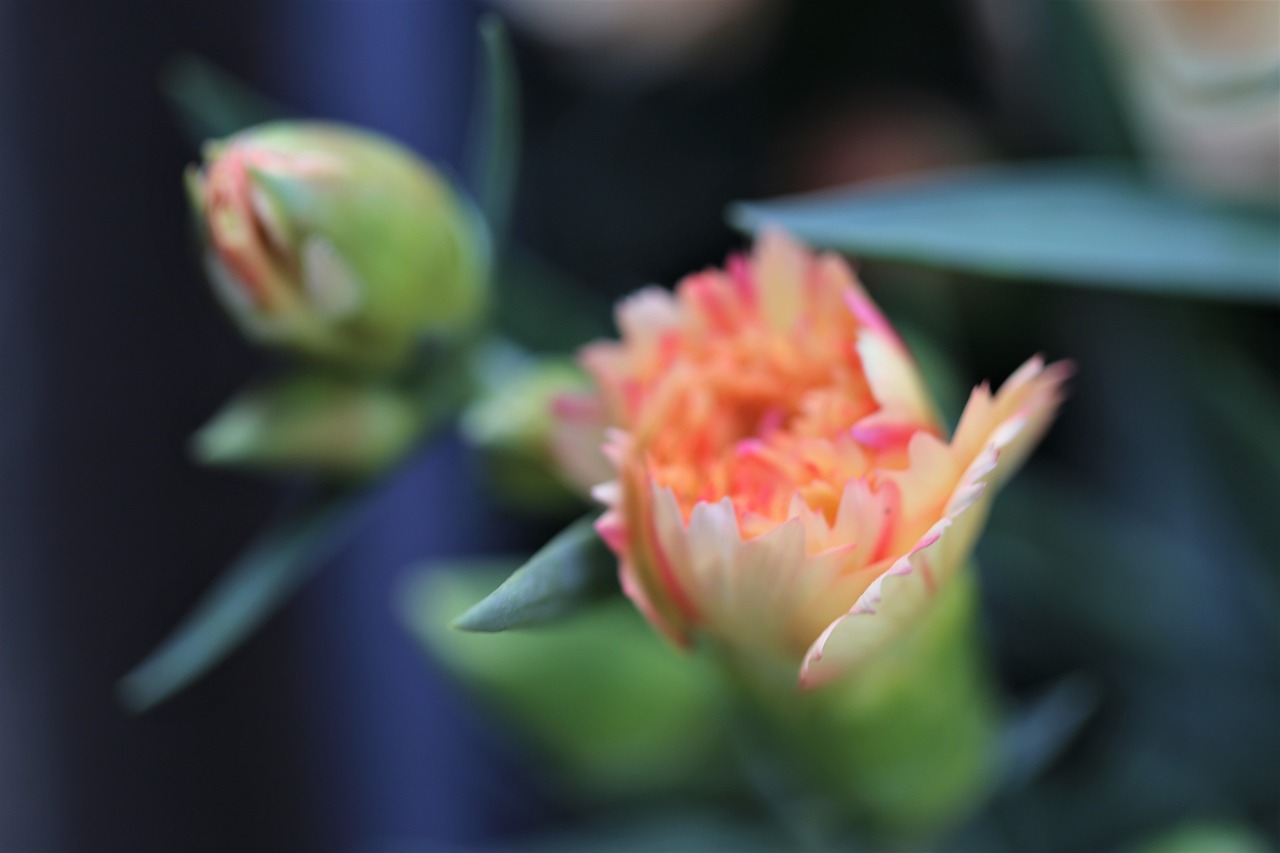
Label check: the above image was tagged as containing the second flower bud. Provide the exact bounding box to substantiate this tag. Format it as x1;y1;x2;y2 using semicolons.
187;121;490;371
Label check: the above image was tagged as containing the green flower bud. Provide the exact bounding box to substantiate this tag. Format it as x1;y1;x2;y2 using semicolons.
460;344;590;514
192;370;431;479
186;121;489;371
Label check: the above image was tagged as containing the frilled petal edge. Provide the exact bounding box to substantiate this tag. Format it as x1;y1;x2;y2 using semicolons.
798;356;1070;688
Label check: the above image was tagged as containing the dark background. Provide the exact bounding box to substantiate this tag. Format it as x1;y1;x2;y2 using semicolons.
1;1;1276;852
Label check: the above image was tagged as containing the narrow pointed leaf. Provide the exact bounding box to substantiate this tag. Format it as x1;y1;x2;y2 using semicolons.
161;53;288;143
730;163;1280;301
1000;673;1102;788
466;14;520;253
1187;341;1280;479
453;515;615;632
117;487;369;713
401;564;729;800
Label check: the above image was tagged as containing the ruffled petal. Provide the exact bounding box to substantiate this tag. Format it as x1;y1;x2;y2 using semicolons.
616;286;682;346
648;490;873;658
952;356;1073;490
856;329;940;432
549;392;613;494
817;240;937;434
800;560;929;689
800;359;1070;688
606;435;700;647
753;229;808;333
799;500;966;688
789;477;891;561
877;431;959;556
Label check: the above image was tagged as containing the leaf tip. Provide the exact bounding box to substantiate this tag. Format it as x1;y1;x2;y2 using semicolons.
114;670;161;715
724;202;758;234
450;596;506;633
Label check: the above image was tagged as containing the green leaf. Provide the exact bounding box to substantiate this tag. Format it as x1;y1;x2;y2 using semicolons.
1132;822;1273;853
453;515;615;632
467;14;520;255
729;164;1280;301
1186;340;1280;481
117;487;368;713
1000;673;1101;789
161;53;287;143
492;250;613;354
119;341;474;713
401;564;730;801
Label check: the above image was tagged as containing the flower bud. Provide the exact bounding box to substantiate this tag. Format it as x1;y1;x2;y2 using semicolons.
186;121;489;371
552;231;1069;836
460;344;592;513
556;231;1068;686
192;370;430;479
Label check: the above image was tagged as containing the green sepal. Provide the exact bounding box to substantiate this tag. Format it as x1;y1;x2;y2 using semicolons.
723;571;1000;845
453;515;616;632
191;369;434;481
459;340;589;515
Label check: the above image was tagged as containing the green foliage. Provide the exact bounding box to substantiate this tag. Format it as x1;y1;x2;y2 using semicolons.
999;674;1101;790
120;338;477;711
490;251;614;355
453;516;616;632
468;15;521;254
730;164;1280;301
125;16;524;712
117;487;368;712
458;340;590;516
192;370;434;480
978;477;1280;849
161;53;287;144
401;565;730;801
1130;822;1272;853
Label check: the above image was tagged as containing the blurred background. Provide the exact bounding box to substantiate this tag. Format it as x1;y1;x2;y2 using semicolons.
0;1;1276;851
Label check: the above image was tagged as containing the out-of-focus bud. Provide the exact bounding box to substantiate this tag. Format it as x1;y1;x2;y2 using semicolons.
1084;0;1280;207
494;0;780;83
460;344;591;514
773;94;989;193
186;121;490;371
192;371;430;479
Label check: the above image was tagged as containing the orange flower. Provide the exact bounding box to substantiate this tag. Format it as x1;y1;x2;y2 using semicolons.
557;232;1068;687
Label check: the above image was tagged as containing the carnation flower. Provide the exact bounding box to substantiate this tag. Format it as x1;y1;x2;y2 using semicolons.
556;231;1068;687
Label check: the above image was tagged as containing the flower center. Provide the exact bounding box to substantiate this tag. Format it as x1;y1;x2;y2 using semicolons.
632;275;879;535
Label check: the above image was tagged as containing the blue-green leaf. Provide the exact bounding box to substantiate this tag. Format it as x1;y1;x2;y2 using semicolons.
729;164;1280;301
466;14;520;254
161;53;287;143
1000;673;1101;789
116;487;369;713
453;515;615;632
402;565;729;801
